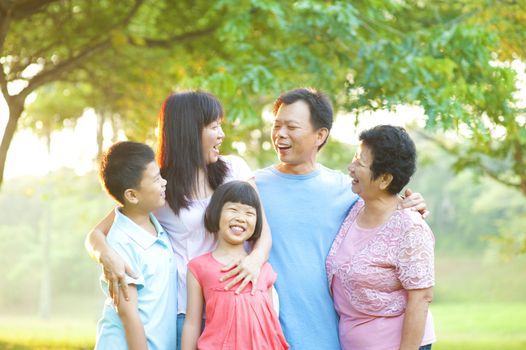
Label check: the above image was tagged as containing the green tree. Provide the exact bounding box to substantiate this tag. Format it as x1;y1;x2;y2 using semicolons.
347;0;526;196
0;0;358;186
5;0;523;189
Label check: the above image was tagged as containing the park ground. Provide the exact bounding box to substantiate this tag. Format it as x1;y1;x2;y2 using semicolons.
0;255;525;349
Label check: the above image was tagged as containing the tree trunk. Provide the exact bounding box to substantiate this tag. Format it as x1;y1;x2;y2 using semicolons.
0;99;24;188
96;111;107;161
38;132;52;319
38;198;52;319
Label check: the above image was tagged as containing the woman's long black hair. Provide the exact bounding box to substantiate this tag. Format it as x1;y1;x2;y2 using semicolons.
157;91;229;214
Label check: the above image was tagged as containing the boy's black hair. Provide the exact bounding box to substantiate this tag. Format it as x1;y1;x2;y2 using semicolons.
204;181;263;242
359;125;416;194
99;141;155;205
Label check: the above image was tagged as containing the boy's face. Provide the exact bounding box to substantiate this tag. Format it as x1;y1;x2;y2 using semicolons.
133;161;167;211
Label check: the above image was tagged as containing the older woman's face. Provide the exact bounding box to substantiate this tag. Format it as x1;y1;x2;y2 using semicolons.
347;143;378;197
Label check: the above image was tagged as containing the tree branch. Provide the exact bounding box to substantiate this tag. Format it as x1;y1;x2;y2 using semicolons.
415;130;521;189
479;165;521;189
0;63;9;99
0;1;11;53
11;0;60;19
119;0;145;27
15;0;146;98
19;39;112;99
138;25;219;48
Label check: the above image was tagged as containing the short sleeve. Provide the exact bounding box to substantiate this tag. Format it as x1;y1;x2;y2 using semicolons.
187;258;203;286
224;155;253;181
111;242;145;289
396;222;435;290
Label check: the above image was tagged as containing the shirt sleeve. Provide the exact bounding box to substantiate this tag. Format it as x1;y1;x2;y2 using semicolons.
395;220;435;290
110;241;145;289
225;155;253;181
263;263;277;290
187;258;203;287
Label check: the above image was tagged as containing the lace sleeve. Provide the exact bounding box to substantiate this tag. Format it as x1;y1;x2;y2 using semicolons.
396;221;435;290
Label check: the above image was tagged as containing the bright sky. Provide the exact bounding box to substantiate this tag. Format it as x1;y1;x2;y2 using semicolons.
0;97;101;179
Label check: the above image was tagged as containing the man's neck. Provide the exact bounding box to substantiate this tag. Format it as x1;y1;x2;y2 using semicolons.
275;162;319;175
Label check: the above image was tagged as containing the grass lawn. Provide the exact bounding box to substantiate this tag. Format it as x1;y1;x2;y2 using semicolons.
1;302;525;349
0;316;95;350
431;302;526;350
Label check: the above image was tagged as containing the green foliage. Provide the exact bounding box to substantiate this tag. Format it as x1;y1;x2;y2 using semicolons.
3;0;526;198
410;134;526;255
344;0;526;205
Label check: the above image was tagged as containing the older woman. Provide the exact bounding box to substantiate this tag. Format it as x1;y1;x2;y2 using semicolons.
326;125;435;350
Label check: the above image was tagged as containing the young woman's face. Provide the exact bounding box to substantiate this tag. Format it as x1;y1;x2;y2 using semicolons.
217;201;257;245
201;118;225;165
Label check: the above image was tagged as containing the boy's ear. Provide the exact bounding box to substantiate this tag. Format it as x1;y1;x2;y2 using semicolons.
123;188;139;205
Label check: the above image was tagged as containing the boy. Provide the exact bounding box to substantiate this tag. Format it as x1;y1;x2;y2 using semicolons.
95;141;177;350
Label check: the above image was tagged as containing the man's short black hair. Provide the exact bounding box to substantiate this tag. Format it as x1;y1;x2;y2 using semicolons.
204;181;263;242
99;141;155;205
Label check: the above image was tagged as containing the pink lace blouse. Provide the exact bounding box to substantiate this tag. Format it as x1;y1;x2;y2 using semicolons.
326;199;436;349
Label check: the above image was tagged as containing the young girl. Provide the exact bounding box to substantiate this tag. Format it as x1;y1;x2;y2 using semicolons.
181;181;288;350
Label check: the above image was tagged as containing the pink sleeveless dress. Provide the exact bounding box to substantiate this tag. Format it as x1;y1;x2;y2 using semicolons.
188;252;288;350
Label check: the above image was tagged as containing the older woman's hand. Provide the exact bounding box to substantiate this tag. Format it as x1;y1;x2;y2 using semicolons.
400;188;430;218
220;251;264;295
100;247;138;306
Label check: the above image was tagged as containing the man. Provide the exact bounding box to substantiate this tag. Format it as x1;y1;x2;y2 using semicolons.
255;88;426;349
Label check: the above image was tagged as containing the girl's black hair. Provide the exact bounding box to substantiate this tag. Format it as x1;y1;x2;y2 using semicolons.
204;181;263;242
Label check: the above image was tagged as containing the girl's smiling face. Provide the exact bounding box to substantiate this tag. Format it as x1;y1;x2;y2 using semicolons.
217;201;257;245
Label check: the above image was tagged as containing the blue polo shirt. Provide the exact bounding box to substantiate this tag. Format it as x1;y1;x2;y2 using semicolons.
96;208;177;350
255;165;358;350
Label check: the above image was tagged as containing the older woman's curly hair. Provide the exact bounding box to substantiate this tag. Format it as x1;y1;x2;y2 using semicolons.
359;125;416;195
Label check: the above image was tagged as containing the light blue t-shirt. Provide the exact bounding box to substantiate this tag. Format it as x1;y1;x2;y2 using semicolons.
96;208;177;350
255;165;358;350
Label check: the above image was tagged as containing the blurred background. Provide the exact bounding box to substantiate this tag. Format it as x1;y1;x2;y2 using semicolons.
1;1;525;349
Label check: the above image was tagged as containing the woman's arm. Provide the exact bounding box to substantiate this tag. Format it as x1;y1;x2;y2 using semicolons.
399;287;433;350
84;210;136;305
116;284;148;350
182;271;204;350
84;210;115;262
221;178;272;294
